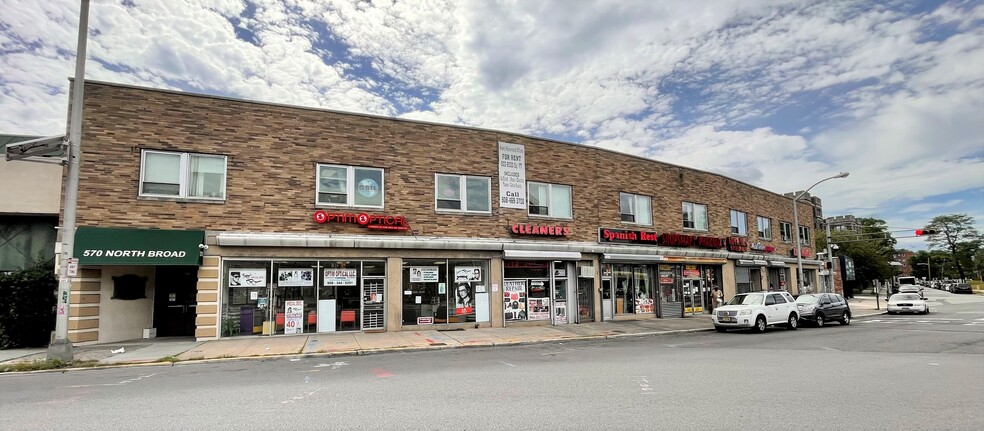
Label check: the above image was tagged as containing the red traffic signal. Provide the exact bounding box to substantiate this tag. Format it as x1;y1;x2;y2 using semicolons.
915;229;938;236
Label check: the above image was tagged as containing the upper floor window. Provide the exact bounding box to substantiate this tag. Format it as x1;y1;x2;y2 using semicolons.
779;222;792;243
620;193;652;225
730;210;748;235
435;174;491;213
317;164;384;208
757;216;772;240
682;202;708;231
140;150;226;200
528;182;572;219
798;225;811;243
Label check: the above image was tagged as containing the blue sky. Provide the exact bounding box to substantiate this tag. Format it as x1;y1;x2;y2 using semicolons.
2;0;982;251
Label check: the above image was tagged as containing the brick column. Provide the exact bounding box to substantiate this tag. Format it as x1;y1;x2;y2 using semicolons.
67;268;101;343
195;256;221;339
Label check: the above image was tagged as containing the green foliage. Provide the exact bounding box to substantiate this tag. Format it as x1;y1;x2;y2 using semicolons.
0;260;57;349
828;218;896;288
924;214;983;279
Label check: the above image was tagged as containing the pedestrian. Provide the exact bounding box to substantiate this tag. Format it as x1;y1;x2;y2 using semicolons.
712;287;723;309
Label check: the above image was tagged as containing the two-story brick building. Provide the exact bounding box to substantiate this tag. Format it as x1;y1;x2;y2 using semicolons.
63;81;823;344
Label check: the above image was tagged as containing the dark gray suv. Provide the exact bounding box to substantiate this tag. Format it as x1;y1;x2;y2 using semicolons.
795;293;851;327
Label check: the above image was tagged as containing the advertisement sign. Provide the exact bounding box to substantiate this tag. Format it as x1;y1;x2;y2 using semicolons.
323;268;358;286
498;142;526;209
410;266;440;283
554;302;567;324
417;316;434;325
527;298;550;321
454;266;482;282
682;266;700;279
66;258;78;277
284;300;304;334
503;281;527;321
278;268;314;287
229;269;266;287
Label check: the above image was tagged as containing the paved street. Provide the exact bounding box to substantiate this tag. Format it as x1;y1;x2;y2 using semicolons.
1;291;981;431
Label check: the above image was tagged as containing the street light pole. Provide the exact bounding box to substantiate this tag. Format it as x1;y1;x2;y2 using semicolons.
918;260;931;281
47;0;89;363
792;172;849;295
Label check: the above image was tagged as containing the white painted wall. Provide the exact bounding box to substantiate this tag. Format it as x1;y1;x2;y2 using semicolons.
98;266;156;343
0;158;62;215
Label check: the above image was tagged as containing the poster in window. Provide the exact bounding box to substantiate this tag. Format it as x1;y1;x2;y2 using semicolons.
553;301;567;324
229;269;266;287
503;294;526;320
278;268;314;287
410;266;439;283
284;300;304;335
453;283;474;315
454;266;481;282
527;297;550;321
324;268;358;286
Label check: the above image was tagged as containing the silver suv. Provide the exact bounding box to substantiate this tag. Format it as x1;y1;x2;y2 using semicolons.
712;292;799;332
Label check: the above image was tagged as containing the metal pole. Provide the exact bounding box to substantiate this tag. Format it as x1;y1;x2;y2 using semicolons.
793;195;805;294
825;220;833;293
47;0;89;363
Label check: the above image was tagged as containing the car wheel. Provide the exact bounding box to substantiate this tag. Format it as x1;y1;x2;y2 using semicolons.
787;313;798;330
753;315;767;333
715;326;727;333
887;311;894;315
815;314;825;328
924;306;930;315
840;313;851;325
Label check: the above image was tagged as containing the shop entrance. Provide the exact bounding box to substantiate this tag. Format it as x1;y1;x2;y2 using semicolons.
683;279;705;315
153;265;199;337
613;264;654;316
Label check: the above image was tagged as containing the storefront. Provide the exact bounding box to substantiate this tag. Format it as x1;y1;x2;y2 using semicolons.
221;259;387;336
401;259;491;326
501;250;584;325
735;260;768;294
70;227;205;343
767;262;790;291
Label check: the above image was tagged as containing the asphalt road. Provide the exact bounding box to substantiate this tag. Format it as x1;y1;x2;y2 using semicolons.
2;290;982;431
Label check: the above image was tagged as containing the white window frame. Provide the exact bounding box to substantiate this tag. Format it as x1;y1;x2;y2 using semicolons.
780;222;793;243
527;181;573;219
730;210;748;236
798;225;811;244
434;173;492;214
139;149;227;201
682;202;709;231
315;164;385;208
620;192;652;225
757;216;772;240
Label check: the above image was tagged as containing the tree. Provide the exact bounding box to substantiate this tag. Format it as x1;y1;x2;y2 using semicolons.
923;214;983;279
825;218;897;292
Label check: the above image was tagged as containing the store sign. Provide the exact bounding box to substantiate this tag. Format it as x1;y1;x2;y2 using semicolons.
512;224;571;237
504;261;549;269
324;268;357;286
749;242;776;253
727;237;749;252
792;247;813;258
498;142;527;209
417;316;434;325
598;228;660;244
312;211;409;231
410;266;440;283
74;227;205;266
657;232;726;249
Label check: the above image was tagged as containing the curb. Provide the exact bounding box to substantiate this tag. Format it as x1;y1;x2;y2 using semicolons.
0;326;716;375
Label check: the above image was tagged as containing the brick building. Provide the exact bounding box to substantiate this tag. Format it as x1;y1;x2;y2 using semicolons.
64;81;823;343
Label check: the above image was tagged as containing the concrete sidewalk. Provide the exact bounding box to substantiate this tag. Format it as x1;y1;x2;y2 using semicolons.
2;301;886;368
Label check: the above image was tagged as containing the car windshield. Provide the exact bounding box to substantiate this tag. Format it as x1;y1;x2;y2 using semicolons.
727;293;763;305
796;295;818;304
891;294;921;301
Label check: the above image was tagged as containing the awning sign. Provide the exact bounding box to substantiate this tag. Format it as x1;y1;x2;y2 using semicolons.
74;227;205;266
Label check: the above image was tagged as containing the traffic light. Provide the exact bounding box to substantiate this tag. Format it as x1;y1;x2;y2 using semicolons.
915;229;938;236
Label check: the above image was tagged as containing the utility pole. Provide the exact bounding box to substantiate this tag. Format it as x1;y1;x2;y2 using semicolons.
47;0;89;363
825;220;833;293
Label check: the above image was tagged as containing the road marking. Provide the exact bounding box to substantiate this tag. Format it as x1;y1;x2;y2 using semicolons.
62;372;158;388
281;388;321;404
314;361;348;370
929;363;940;366
821;347;840;351
371;368;394;378
499;361;516;367
632;375;655;395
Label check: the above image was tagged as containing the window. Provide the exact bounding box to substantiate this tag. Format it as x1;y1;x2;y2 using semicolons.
140;150;226;199
798;225;811;243
682;202;708;230
528;182;572;219
316;164;384;207
779;222;793;243
620;193;652;225
757;216;772;239
435;174;491;213
730;210;748;235
771;293;787;304
765;295;776;306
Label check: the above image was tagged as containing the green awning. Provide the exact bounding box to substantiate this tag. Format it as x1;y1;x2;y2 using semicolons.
74;227;205;266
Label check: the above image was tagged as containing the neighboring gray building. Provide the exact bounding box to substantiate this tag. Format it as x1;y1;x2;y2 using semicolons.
1;134;62;273
827;215;863;234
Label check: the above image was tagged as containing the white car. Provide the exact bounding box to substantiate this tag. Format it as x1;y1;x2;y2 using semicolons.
887;293;929;314
713;292;799;332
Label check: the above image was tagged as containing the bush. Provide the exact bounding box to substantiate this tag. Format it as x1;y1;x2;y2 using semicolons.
0;260;57;349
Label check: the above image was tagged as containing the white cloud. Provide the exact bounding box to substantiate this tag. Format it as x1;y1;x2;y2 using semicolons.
901;199;964;214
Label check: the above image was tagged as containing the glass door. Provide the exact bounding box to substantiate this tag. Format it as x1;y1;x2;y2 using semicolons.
614;265;634;314
683;279;705;315
633;266;654;314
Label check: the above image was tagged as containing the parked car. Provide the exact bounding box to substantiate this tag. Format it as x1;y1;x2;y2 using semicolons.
898;284;922;294
795;293;851;327
712;292;799;333
887;293;929;314
952;283;973;294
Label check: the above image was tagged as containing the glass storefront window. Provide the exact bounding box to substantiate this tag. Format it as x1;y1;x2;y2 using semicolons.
402;259;490;325
223;261;271;337
576;261;595;322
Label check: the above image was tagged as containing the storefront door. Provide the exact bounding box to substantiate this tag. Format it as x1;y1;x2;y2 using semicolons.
614;265;634;314
153;266;198;337
683;279;705;315
601;278;613;320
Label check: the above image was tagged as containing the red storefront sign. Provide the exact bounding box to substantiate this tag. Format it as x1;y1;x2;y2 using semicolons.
512;224;571;237
312;211;409;231
657;232;726;249
727;237;749;252
598;228;659;244
791;247;813;258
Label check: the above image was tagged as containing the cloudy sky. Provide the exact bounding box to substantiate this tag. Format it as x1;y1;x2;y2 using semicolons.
2;0;982;250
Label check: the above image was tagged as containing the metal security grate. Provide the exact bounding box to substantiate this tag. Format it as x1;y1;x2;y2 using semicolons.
363;278;385;330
